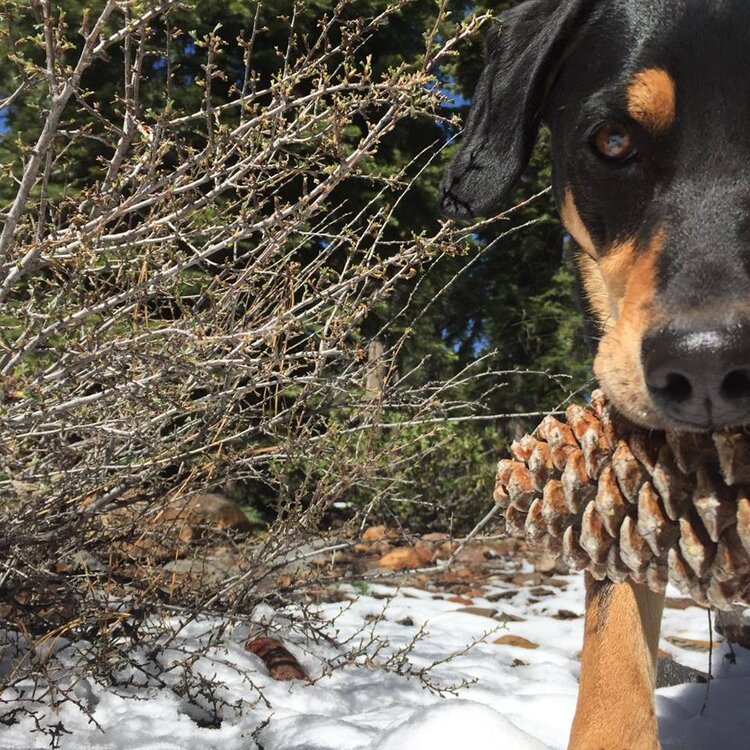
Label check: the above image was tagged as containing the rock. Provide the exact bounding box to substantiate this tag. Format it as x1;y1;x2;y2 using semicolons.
363;553;389;572
464;588;487;598
511;572;546;586
494;635;539;649
534;556;559;574
486;590;518;602
421;532;449;543
665;636;717;652
716;606;750;650
496;612;526;623
379;546;432;571
421;532;459;560
553;609;581;620
169;493;253;540
363;525;389;542
457;606;498;619
656;655;709;688
105;492;252;561
543;578;571;588
434;542;460;560
528;587;556;597
453;567;474;579
356;525;398;554
664;597;699;610
450;545;489;566
455;606;524;623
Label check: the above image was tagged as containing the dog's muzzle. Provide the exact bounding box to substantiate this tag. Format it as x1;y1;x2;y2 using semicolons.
642;321;750;429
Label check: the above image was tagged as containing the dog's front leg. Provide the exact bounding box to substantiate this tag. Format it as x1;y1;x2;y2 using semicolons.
568;574;665;750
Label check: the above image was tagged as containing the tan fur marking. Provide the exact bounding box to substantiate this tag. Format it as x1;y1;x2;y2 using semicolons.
576;252;612;331
560;189;597;257
568;576;665;750
599;239;638;318
560;192;672;427
561;189;613;328
594;230;666;427
627;68;676;134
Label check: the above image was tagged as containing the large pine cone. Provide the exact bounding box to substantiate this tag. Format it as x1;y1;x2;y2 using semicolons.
495;391;750;609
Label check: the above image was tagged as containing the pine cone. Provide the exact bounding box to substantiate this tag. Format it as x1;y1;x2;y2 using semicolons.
495;390;750;610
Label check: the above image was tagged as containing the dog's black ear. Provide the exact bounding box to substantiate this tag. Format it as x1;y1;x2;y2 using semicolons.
440;0;594;218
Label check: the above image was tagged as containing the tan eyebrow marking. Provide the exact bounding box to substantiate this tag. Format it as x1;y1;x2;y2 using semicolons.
626;68;676;134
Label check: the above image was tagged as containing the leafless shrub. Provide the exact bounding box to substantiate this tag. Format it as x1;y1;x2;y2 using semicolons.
0;0;563;737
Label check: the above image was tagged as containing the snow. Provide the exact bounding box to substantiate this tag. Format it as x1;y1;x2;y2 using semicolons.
2;569;749;749
371;701;551;750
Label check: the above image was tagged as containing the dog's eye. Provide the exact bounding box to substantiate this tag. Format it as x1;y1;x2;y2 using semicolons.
593;122;636;161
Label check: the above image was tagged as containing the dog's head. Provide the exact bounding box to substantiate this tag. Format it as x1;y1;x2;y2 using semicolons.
442;0;750;432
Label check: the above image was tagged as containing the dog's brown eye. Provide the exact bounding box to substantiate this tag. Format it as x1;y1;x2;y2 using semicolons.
593;122;636;161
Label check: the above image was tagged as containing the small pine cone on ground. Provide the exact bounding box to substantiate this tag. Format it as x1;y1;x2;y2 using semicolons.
494;390;750;609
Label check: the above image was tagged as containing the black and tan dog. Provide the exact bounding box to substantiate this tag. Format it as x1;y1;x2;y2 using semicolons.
442;1;750;748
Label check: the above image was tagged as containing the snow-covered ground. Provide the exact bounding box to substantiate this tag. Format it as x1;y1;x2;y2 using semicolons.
2;568;749;749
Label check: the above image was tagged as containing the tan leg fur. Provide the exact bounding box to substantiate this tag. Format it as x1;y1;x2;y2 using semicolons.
568;574;665;750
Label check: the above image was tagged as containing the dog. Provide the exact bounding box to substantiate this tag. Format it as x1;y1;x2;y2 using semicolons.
441;1;750;748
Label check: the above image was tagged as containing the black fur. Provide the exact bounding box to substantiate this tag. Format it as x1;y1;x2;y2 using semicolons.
439;0;595;218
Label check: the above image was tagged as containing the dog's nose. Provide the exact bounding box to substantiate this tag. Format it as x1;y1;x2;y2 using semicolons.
642;323;750;428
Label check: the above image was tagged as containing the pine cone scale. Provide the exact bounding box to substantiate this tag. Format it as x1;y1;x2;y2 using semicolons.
612;440;646;503
714;432;750;485
651;445;693;521
542;480;568;537
594;465;629;537
637;482;677;558
561;449;593;513
737;493;750;556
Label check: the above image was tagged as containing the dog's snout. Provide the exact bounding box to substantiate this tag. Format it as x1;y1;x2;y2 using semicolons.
642;323;750;429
